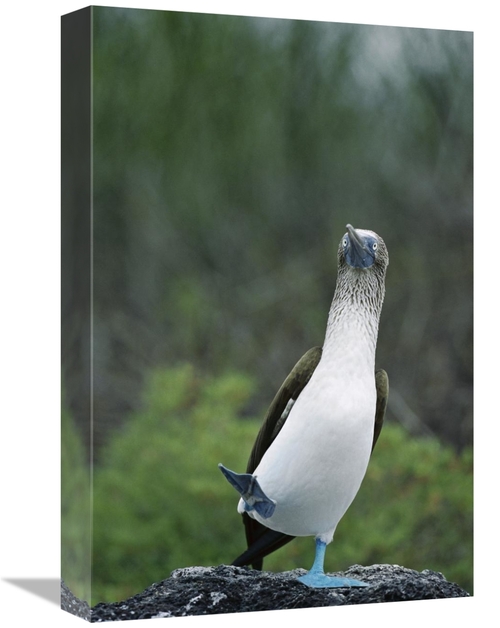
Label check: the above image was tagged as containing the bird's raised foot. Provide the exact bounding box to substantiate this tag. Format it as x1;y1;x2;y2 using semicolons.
297;572;369;588
218;463;276;518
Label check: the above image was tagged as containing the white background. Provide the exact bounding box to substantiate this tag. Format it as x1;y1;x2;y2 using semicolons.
0;1;496;626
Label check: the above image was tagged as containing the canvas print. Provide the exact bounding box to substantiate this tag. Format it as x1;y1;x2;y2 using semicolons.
61;5;473;621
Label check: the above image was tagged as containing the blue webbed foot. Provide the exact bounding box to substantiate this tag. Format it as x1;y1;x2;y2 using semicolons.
297;572;368;588
297;537;369;588
218;463;276;519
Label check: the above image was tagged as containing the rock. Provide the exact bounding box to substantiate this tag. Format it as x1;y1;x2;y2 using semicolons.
61;564;469;622
60;579;91;621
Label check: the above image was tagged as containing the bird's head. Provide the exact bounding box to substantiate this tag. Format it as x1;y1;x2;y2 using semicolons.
338;224;389;272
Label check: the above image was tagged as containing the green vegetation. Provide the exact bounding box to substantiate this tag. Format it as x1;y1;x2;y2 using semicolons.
87;365;472;605
91;365;258;604
61;400;91;603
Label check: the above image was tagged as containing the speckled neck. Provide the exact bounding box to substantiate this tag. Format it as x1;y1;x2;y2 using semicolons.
322;265;386;371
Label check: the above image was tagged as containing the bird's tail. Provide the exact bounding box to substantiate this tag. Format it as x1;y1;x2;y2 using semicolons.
232;518;295;568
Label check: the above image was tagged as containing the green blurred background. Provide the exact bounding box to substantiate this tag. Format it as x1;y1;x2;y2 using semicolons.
61;7;473;606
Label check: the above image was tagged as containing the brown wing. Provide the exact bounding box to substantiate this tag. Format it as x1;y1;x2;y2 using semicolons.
372;368;389;451
246;346;323;474
235;347;322;569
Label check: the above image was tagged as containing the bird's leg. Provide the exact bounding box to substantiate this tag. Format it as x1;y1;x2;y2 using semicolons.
297;538;369;588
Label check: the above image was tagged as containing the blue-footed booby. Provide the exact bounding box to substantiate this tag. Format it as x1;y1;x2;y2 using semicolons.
219;224;389;588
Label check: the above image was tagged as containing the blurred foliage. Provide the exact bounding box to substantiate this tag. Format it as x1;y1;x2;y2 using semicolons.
61;397;91;603
89;365;472;605
63;8;473;455
91;365;258;604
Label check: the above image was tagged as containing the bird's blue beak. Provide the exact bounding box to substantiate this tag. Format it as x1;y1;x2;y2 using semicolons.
345;224;375;269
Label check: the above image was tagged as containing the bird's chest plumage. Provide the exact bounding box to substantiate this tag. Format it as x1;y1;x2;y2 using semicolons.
249;334;377;538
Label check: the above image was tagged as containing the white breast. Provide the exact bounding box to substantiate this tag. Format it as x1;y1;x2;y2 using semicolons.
240;309;378;542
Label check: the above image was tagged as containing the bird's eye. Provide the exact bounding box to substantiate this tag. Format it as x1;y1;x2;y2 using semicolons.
342;238;348;247
372;242;378;251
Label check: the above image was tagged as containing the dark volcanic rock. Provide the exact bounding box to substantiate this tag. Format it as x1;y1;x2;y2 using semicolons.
61;579;91;620
71;564;470;622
